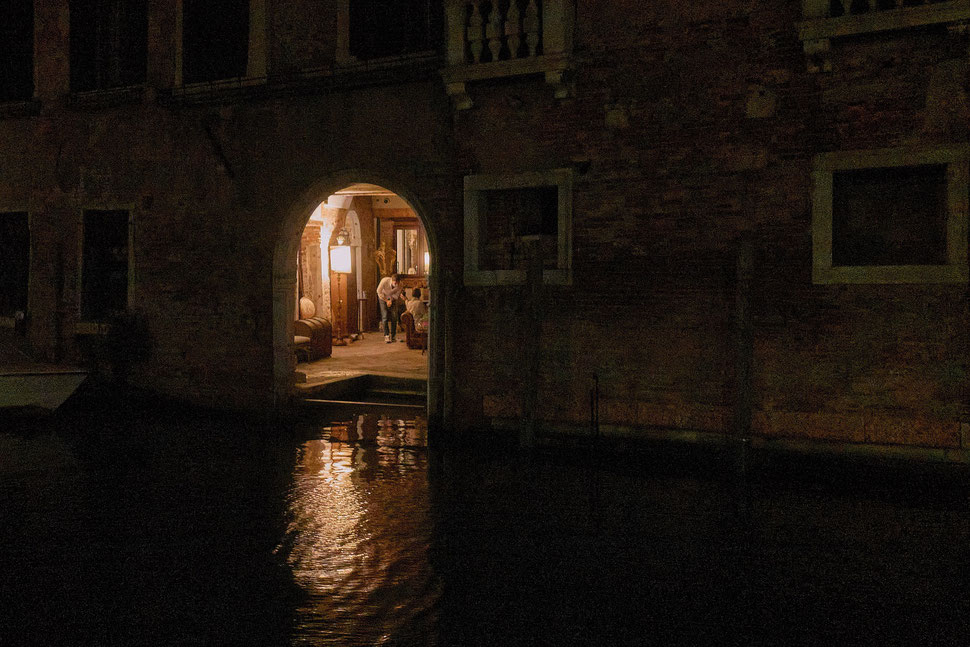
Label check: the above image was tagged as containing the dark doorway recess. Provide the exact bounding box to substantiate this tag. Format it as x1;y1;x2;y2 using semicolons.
0;212;29;317
81;210;129;321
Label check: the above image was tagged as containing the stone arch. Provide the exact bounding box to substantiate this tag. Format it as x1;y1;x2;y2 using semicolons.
272;169;446;428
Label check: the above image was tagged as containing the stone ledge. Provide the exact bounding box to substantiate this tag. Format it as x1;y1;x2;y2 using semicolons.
74;322;112;336
488;416;970;464
68;85;146;110
798;1;970;42
0;99;41;119
441;54;569;85
488;397;964;453
441;55;573;109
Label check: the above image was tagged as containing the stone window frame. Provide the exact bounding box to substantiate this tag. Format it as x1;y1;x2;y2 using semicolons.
463;168;573;286
811;145;970;285
76;204;136;332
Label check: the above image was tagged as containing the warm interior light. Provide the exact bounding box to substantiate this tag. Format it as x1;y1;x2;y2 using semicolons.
424;251;430;272
330;245;351;273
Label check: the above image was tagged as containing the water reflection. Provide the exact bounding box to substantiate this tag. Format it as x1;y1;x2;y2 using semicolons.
3;400;970;646
284;415;439;645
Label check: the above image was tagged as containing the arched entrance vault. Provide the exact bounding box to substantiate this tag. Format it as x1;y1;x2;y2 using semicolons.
272;171;446;432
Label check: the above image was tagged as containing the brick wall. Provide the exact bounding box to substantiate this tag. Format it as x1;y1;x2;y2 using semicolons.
4;0;968;449
452;0;970;448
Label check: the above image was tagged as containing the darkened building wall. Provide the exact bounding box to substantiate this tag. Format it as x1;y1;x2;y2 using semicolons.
4;0;969;453
6;0;455;410
450;0;970;451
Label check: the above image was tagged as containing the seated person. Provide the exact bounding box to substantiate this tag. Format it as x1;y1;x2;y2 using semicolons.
406;288;429;332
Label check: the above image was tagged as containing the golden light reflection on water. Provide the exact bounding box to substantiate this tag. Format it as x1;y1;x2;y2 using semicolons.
278;414;436;642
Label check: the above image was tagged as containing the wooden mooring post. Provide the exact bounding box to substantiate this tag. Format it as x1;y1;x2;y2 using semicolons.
520;236;543;449
733;234;755;474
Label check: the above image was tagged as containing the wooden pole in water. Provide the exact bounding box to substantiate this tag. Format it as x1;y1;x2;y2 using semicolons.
733;233;755;473
521;236;543;449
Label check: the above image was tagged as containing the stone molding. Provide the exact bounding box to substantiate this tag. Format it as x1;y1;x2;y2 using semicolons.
463;168;573;286
811;145;970;284
798;0;970;72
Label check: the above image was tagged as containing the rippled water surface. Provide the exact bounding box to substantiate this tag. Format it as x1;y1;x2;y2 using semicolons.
3;390;970;646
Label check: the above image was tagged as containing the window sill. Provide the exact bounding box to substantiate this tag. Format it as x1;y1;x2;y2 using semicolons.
0;98;40;118
279;52;440;89
74;322;112;336
68;85;146;110
813;264;968;284
798;1;970;42
464;269;572;286
334;50;440;71
442;53;568;83
174;76;267;96
441;54;572;109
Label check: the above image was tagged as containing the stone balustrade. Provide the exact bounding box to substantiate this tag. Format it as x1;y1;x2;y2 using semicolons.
462;0;542;64
442;0;573;109
798;0;970;72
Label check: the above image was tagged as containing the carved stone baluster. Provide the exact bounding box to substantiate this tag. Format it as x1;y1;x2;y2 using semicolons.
523;0;540;57
486;2;503;61
467;2;484;63
506;0;522;60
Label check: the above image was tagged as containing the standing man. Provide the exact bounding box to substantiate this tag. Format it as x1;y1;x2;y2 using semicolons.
376;273;403;343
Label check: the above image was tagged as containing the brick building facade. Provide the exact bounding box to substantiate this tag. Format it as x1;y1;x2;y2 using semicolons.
2;0;969;458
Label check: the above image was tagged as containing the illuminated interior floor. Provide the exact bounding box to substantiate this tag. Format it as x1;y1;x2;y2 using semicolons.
295;330;428;391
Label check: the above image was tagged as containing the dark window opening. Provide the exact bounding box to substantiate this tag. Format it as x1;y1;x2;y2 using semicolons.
832;164;948;267
70;0;148;91
182;0;249;83
350;0;443;60
82;210;129;321
0;1;34;101
480;186;559;270
0;212;29;317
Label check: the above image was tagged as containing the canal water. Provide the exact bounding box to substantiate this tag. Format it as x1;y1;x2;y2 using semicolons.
2;387;970;646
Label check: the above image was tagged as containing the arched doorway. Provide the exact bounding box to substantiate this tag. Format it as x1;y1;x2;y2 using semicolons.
272;172;446;431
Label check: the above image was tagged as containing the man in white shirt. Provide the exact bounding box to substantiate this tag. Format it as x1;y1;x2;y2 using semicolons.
376;273;403;343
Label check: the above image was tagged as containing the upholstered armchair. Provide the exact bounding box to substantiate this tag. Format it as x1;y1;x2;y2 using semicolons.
399;312;427;352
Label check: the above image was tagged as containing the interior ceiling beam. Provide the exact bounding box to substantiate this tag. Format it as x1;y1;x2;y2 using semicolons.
332;183;397;196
